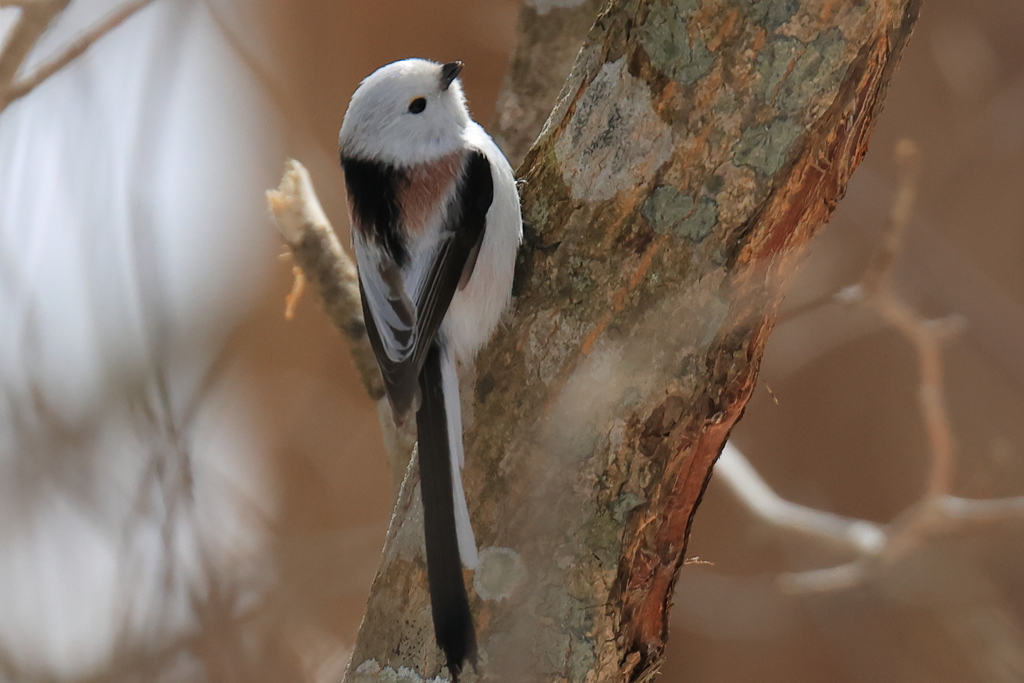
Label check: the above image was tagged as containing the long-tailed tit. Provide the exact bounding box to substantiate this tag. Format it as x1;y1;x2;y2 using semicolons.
339;58;522;680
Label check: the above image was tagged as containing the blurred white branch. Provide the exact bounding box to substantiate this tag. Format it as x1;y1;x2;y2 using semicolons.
0;0;155;110
716;444;886;556
940;495;1024;521
718;139;1024;594
719;443;1024;593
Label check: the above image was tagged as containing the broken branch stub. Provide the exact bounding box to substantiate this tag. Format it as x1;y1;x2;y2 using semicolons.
345;0;922;681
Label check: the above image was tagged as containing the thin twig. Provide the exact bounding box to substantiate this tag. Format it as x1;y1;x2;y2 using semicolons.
718;443;1024;592
716;443;886;555
778;559;869;593
877;294;962;497
860;139;922;294
0;0;72;93
939;495;1024;522
0;0;156;110
862;139;960;497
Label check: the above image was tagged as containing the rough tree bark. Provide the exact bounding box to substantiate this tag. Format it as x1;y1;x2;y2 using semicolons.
339;0;922;681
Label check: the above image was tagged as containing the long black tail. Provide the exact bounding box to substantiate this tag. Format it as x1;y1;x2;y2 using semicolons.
417;343;477;680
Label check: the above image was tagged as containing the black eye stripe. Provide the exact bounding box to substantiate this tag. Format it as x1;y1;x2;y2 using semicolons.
408;97;427;114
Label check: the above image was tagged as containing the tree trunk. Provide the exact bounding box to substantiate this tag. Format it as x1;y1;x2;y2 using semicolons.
343;0;922;681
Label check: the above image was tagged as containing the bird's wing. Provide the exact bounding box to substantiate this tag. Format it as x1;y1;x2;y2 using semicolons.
349;149;494;420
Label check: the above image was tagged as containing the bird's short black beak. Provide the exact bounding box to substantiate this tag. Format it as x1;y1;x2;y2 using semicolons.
440;61;463;90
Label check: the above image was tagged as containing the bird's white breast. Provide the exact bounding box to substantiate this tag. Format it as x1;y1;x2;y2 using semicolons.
442;122;523;363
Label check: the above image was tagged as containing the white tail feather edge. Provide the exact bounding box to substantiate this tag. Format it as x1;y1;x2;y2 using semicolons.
441;347;479;569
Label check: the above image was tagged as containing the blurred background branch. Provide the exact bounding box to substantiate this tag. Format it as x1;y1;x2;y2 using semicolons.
0;0;154;109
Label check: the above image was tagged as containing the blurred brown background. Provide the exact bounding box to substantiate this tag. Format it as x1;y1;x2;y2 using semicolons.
1;0;1022;681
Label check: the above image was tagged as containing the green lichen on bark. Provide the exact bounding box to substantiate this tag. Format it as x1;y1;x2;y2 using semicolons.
643;186;719;242
637;0;715;85
734;118;806;175
755;29;849;116
738;0;799;29
678;196;719;242
643;185;694;234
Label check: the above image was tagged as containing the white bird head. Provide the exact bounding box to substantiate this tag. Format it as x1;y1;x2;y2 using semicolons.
340;58;471;167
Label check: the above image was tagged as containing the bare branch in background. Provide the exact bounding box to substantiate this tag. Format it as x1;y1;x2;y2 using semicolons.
716;140;1024;594
0;0;156;111
715;443;887;556
0;0;71;92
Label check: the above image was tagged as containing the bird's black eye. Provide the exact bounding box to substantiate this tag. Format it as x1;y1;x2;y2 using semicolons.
408;97;427;114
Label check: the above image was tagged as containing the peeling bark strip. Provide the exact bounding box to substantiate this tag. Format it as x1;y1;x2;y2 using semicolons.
345;0;921;681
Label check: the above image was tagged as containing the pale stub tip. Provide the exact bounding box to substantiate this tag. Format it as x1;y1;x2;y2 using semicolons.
894;137;920;168
266;158;331;244
472;547;526;602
